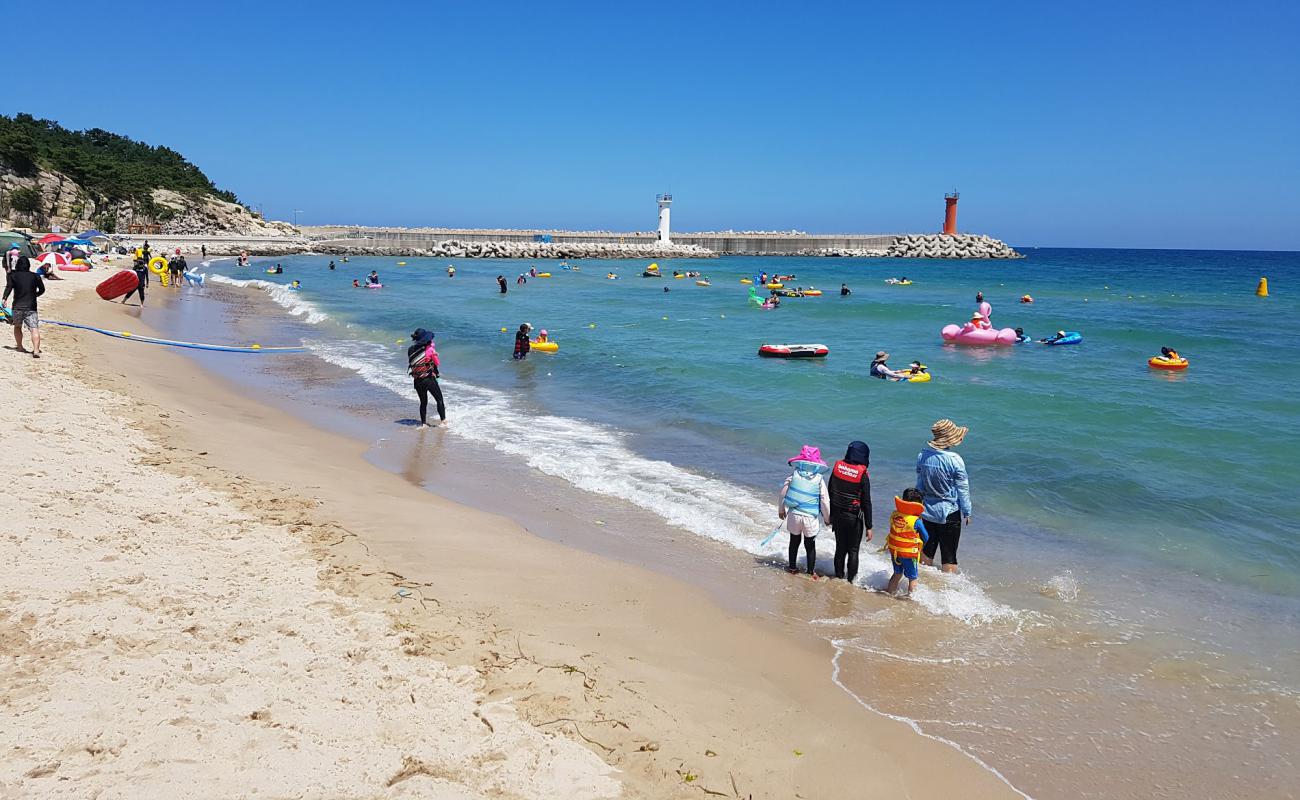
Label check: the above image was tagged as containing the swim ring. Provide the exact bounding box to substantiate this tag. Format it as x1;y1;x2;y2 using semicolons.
530;340;559;353
740;278;753;285
1148;356;1188;370
903;371;932;383
766;283;784;289
536;273;552;278
366;283;383;289
148;256;169;276
802;289;823;297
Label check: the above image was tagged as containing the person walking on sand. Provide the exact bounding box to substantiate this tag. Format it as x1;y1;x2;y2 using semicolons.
5;242;21;274
778;445;831;577
407;328;445;427
123;258;149;306
828;441;873;582
3;257;45;358
916;419;972;574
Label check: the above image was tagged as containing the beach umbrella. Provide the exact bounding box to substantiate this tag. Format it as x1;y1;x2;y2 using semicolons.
77;229;107;240
37;233;65;245
37;252;71;268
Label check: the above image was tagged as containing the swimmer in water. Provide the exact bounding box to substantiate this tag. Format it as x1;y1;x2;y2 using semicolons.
352;279;360;288
367;271;380;285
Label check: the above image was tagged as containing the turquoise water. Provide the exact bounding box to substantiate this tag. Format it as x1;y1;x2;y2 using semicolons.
196;249;1300;797
213;249;1300;598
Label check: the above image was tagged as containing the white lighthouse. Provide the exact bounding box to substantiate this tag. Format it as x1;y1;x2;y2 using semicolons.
656;193;672;245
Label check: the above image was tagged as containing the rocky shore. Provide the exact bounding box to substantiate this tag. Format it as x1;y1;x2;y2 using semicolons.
885;233;1023;259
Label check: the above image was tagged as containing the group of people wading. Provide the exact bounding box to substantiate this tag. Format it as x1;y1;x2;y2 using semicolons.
778;419;972;595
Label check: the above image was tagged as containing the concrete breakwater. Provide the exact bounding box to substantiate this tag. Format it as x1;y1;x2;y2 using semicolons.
796;247;889;257
323;239;715;260
885;234;1023;259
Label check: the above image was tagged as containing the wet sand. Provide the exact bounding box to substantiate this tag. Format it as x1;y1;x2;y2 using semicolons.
0;267;1021;797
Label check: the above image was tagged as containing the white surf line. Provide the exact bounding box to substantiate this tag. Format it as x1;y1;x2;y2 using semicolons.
830;640;1035;800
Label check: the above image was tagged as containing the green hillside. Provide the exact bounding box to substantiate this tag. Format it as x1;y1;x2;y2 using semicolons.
0;113;238;205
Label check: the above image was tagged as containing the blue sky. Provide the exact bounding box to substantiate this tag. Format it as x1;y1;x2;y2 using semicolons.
6;0;1298;249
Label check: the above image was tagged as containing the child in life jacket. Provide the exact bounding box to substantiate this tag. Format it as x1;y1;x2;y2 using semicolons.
778;445;831;577
886;488;930;595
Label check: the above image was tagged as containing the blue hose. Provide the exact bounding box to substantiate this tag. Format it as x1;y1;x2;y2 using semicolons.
43;319;307;354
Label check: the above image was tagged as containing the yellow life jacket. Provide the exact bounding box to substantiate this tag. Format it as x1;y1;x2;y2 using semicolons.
886;496;925;559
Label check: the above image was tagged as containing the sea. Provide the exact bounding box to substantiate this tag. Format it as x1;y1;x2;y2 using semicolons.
155;248;1298;798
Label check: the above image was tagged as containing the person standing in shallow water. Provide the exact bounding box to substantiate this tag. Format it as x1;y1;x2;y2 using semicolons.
916;419;972;574
407;328;445;427
513;323;532;360
497;275;508;294
828;441;873;582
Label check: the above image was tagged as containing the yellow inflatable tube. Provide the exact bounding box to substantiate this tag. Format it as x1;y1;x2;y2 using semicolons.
148;256;171;286
536;272;552;278
739;278;753;284
530;340;559;352
906;372;932;383
766;282;784;289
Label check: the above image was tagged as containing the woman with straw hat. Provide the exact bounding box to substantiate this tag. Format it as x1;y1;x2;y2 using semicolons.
916;419;972;574
869;351;907;381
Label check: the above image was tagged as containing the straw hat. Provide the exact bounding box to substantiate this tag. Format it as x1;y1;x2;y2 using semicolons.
929;419;969;449
873;350;889;362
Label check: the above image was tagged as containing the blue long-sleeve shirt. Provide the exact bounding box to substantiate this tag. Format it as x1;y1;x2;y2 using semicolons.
915;445;972;523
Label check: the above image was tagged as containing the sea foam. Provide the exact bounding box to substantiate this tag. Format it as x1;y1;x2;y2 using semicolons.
307;337;1014;626
209;274;330;325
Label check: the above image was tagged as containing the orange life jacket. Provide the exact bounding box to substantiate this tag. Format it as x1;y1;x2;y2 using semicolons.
886;496;925;559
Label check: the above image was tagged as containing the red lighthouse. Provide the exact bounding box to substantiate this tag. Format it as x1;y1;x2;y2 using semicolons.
943;191;959;235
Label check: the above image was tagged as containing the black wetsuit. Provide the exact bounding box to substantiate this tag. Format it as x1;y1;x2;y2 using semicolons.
498;277;508;294
126;262;149;304
828;442;873;582
407;342;445;423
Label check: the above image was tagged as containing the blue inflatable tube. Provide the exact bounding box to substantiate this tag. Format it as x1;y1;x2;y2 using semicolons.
1046;332;1083;346
44;320;307;354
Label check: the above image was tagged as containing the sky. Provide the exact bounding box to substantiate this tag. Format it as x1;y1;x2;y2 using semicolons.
6;0;1298;250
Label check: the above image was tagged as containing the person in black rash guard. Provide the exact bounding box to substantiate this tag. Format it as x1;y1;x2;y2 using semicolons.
3;257;45;357
497;274;508;294
827;440;873;581
123;258;149;306
407;328;445;426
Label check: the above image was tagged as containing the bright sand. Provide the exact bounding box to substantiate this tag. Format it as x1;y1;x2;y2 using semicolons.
1;268;1019;797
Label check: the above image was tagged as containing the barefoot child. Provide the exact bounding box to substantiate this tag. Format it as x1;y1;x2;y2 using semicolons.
778;445;831;577
886;488;930;595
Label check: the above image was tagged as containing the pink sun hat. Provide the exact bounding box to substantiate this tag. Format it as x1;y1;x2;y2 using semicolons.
788;445;826;466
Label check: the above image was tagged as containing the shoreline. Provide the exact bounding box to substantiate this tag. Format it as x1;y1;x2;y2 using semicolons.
1;267;1023;797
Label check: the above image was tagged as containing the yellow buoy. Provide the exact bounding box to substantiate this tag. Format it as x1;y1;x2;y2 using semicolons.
500;327;507;332
647;263;659;271
251;344;262;350
397;261;407;265
1257;276;1269;297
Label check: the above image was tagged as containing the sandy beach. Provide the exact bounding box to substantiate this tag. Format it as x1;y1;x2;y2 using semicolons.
1;267;1021;798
